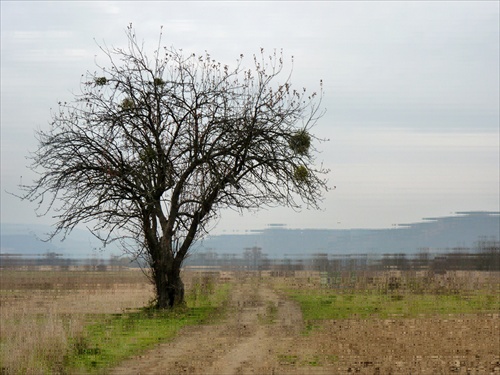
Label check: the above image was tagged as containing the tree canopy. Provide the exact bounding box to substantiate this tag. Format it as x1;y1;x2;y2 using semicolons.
21;25;329;308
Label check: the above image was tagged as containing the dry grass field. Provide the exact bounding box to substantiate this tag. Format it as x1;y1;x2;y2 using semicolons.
0;268;152;373
269;270;500;374
0;267;228;374
0;267;499;374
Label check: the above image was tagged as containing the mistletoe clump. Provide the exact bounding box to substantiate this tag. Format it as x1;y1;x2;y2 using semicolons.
289;129;311;156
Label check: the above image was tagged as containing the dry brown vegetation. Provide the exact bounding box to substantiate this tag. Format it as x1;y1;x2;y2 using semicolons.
268;270;500;374
1;267;499;374
0;268;153;373
1;268;218;374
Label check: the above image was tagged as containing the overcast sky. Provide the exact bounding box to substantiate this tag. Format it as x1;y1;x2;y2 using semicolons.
1;1;499;234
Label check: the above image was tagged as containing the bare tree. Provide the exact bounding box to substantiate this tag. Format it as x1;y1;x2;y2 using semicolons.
20;25;329;308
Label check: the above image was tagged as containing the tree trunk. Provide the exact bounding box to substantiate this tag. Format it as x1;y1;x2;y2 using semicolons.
166;267;185;308
153;259;185;309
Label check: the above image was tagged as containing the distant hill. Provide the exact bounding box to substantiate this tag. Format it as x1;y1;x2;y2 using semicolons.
0;234;59;255
195;212;500;257
2;212;499;258
0;223;118;258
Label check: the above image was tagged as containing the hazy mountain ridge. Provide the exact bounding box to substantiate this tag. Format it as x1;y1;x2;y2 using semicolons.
0;223;115;258
1;212;499;258
196;212;500;257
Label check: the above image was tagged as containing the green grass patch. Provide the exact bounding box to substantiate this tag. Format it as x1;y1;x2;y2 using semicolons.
284;289;500;322
66;282;231;373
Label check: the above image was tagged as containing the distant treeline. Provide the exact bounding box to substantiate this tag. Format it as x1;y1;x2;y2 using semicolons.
185;238;499;272
1;239;498;272
0;253;140;270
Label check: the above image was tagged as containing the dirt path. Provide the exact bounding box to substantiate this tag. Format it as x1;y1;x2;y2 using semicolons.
110;275;303;375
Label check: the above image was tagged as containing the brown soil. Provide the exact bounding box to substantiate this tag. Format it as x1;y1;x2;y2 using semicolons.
110;276;500;375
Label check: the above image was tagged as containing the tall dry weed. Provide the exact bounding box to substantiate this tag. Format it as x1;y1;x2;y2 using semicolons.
0;268;153;374
0;309;84;374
